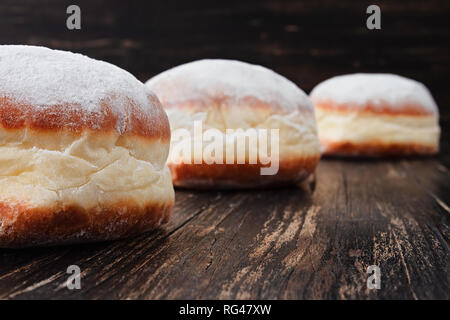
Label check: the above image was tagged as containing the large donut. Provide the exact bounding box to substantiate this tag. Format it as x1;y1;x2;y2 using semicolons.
146;59;321;189
0;45;174;247
310;73;440;156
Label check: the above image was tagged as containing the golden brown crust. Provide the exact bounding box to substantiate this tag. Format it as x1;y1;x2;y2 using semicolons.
320;139;438;157
0;95;170;141
168;155;320;189
0;199;173;248
313;100;435;116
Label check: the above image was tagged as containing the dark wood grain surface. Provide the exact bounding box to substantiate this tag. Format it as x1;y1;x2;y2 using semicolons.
0;0;449;300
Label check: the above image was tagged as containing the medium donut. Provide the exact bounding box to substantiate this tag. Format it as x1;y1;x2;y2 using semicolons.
146;59;320;189
310;73;440;156
0;45;174;247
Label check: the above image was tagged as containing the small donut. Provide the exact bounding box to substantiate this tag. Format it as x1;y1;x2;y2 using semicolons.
0;45;174;247
146;59;320;189
310;73;440;156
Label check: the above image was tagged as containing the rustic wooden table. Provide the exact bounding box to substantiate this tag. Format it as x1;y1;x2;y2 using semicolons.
1;123;448;300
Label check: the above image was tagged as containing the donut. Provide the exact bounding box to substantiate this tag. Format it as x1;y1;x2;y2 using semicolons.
146;59;320;189
0;45;174;247
310;73;440;156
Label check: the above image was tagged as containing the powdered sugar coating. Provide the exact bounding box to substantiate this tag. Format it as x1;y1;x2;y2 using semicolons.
310;73;438;114
146;59;314;113
0;45;162;135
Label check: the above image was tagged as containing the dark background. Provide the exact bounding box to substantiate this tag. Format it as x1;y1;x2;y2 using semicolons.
1;0;449;118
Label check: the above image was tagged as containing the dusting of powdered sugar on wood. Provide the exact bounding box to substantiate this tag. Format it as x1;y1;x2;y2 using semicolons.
310;73;439;114
0;45;159;134
146;59;314;112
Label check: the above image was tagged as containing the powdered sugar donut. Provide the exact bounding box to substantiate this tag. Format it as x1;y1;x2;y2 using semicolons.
310;73;440;156
0;45;174;247
146;59;320;189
